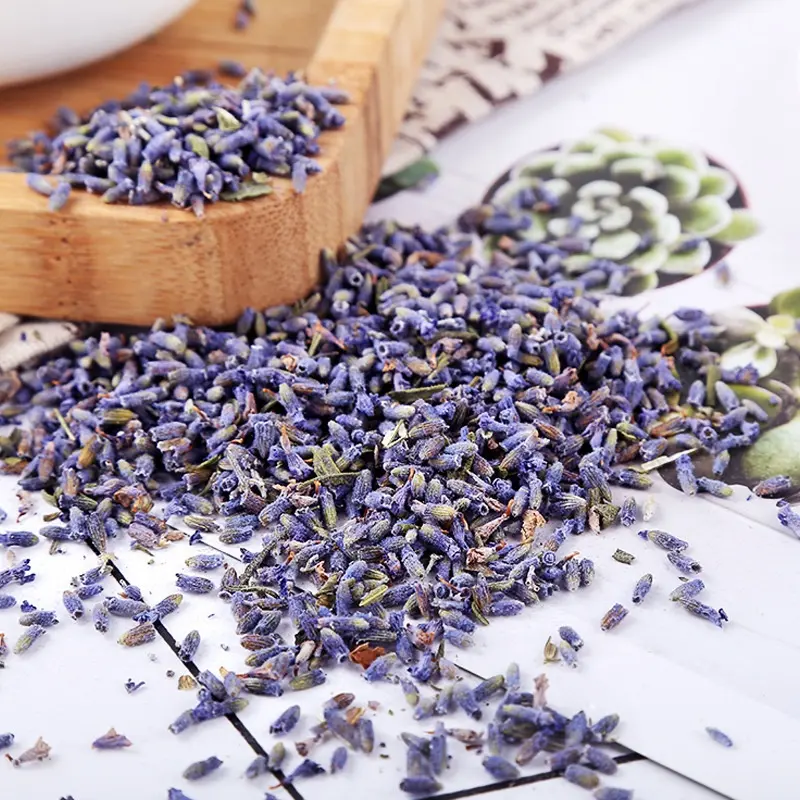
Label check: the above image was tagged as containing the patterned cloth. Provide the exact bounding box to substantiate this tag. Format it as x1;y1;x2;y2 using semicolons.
383;0;698;175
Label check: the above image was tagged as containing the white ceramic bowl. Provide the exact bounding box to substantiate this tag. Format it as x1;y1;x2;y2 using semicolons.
0;0;196;87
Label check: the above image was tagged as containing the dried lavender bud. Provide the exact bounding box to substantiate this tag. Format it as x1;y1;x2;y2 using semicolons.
75;584;104;601
245;755;269;779
482;754;519;780
638;529;688;552
14;624;47;653
593;788;634;800
185;554;224;571
778;504;800;538
559;643;578;668
197;670;227;701
0;733;14;750
679;598;728;628
400;776;441;794
0;594;17;609
631;573;653;604
667;552;702;575
125;680;145;693
178;630;201;662
105;596;149;618
669;578;705;601
619;497;637;527
558;626;584;651
583;745;618;773
330;745;348;774
284;758;325;783
269;704;301;735
62;589;85;620
18;609;57;627
564;763;600;789
600;604;628;632
183;756;223;780
611;549;635;565
175;574;215;594
0;531;39;548
289;669;326;691
675;453;698;496
167;790;194;800
92;728;132;749
118;622;156;647
705;727;733;747
92;603;111;633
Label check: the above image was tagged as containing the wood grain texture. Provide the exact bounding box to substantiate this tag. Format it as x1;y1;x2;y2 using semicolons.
0;0;444;325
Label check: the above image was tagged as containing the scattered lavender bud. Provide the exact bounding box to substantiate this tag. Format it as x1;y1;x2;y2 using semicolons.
564;763;600;789
558;626;584;651
92;728;132;749
284;758;325;783
559;643;578;668
14;624;47;653
400;776;442;794
669;579;704;601
76;584;104;601
125;680;145;693
583;745;618;773
168;789;195;800
105;597;149;618
612;549;635;565
183;756;223;780
631;574;653;604
118;622;156;647
638;529;688;552
175;574;215;594
697;477;733;498
178;630;201;662
93;603;111;633
777;505;800;538
269;704;301;735
47;181;71;212
593;788;634;800
0;733;14;750
482;754;519;780
679;598;728;628
245;755;269;779
705;727;733;747
600;604;628;632
185;554;224;571
0;594;17;609
667;552;702;575
330;745;348;773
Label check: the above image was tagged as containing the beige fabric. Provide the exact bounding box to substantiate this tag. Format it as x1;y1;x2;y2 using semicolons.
0;320;78;373
384;0;698;175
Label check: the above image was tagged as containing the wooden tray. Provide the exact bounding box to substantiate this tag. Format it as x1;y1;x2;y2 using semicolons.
0;0;444;326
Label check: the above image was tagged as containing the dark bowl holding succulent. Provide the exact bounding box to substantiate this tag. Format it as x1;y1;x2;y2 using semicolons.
480;128;759;296
659;287;800;498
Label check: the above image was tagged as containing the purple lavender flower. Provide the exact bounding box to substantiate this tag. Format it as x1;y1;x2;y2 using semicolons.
183;756;223;780
631;573;653;605
705;727;733;747
600;604;628;632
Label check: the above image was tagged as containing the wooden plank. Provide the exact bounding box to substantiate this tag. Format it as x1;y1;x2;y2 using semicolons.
0;0;444;325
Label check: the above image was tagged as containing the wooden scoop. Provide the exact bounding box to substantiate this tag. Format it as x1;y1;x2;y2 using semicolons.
0;0;444;326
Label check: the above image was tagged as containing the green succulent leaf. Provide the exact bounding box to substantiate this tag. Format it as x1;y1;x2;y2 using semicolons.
658;164;701;205
713;209;760;244
591;230;641;260
731;384;784;419
610;157;665;184
653;144;709;173
577;180;622;199
541;178;573;200
660;239;712;274
562;254;595;274
698;167;737;200
625;186;669;218
565;132;617;153
710;306;770;339
514;151;560;179
625;243;669;274
552;153;606;180
599;204;633;232
622;271;659;295
595;127;636;143
754;326;786;349
655;213;682;246
521;212;548;242
677;195;733;238
741;414;800;484
571;198;605;222
770;287;800;318
597;143;652;162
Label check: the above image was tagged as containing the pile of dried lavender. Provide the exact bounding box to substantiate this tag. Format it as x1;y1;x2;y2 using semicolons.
0;212;764;792
12;68;347;214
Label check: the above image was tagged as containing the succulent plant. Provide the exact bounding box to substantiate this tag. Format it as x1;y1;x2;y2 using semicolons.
486;128;759;294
